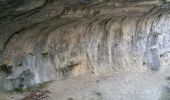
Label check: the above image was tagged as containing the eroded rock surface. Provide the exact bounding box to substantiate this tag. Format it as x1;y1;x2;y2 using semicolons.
0;0;170;91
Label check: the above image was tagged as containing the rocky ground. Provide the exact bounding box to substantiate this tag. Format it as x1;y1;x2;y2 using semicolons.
1;67;170;100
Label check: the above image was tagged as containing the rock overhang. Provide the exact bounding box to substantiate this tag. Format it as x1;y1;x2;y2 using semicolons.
0;0;170;91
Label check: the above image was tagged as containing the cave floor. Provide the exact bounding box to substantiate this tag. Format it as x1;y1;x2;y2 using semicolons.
0;71;170;100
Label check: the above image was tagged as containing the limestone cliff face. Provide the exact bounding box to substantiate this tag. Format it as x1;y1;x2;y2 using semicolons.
0;0;170;91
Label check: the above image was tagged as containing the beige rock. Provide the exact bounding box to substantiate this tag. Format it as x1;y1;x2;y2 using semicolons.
0;0;170;92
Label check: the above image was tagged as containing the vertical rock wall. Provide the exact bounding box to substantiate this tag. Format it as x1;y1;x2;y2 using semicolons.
0;0;170;91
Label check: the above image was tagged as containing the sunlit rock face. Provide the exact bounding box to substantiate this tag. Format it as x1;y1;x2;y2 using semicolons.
0;0;170;91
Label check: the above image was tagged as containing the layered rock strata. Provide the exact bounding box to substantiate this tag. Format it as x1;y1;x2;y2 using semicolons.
0;0;170;91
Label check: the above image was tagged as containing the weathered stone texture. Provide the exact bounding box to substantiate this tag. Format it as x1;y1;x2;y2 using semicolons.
0;0;170;91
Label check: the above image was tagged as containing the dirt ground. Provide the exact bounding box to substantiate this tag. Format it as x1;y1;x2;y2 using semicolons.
1;69;170;100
